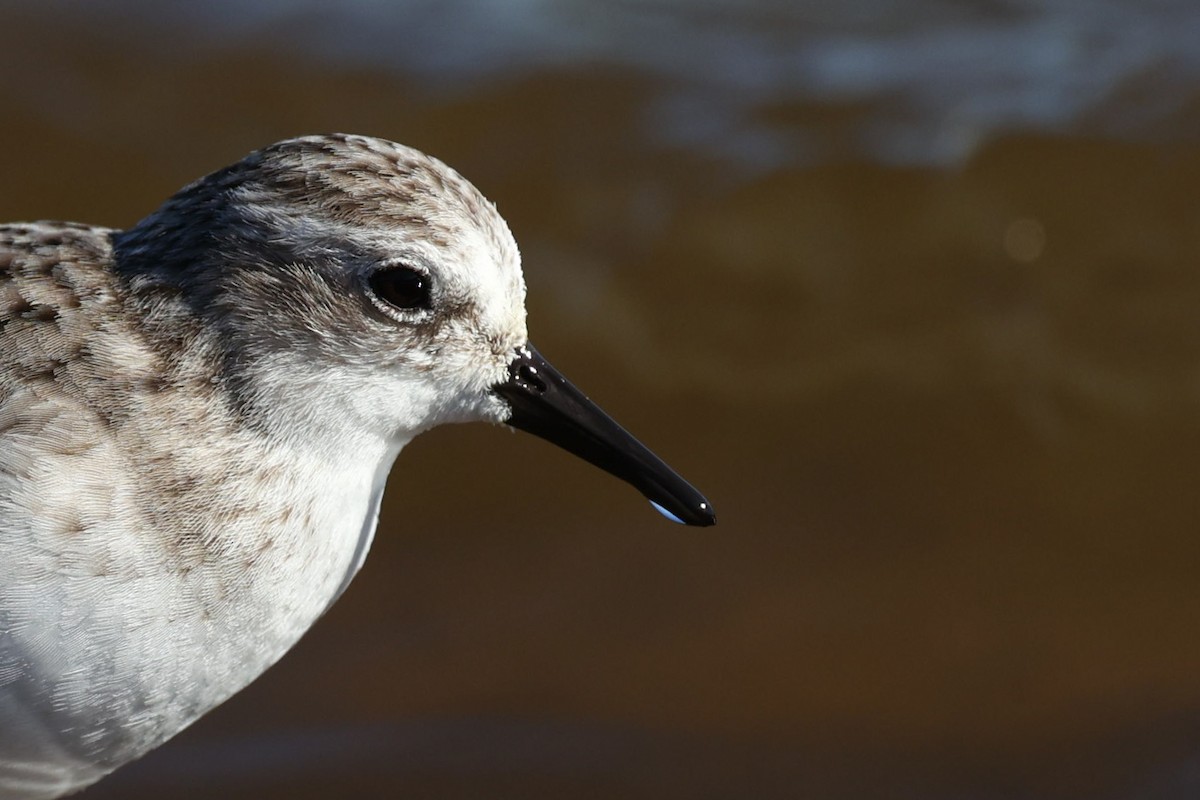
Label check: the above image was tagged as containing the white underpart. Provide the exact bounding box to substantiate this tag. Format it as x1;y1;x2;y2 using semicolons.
330;437;404;606
0;379;403;797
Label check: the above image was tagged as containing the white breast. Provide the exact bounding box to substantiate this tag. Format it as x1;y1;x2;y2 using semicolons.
0;388;399;798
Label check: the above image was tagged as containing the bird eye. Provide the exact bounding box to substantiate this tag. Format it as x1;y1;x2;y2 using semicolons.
369;265;431;311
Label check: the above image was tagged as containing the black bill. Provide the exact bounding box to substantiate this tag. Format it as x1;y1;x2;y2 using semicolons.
492;345;716;527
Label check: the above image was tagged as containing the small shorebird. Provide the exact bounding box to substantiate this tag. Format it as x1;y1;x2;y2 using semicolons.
0;134;713;798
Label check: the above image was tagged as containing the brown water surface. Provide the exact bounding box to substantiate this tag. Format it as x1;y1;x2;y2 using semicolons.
4;4;1200;798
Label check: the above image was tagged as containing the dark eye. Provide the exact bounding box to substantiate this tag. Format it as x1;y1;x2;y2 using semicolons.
369;265;431;311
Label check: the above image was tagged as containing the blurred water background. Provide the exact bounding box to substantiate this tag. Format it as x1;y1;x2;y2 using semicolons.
5;1;1200;797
